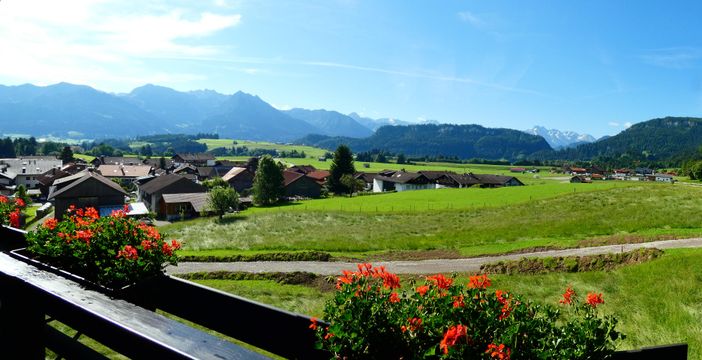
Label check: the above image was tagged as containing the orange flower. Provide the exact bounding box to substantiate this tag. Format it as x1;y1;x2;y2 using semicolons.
84;207;100;219
416;285;430;296
43;218;58;230
74;229;94;244
0;195;7;203
468;274;491;289
170;239;181;250
380;271;401;289
486;343;511;359
427;274;453;290
559;286;576;305
309;317;318;330
389;292;401;303
495;290;511;320
452;294;465;308
440;324;467;354
586;292;604;308
9;209;20;228
117;245;138;260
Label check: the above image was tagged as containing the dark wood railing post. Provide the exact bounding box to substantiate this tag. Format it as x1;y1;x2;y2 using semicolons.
0;274;45;359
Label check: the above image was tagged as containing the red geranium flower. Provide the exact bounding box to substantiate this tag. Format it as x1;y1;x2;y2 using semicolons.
43;218;58;230
440;324;467;354
427;273;453;290
416;285;429;296
486;343;511;360
559;286;576;305
468;274;491;289
586;292;605;308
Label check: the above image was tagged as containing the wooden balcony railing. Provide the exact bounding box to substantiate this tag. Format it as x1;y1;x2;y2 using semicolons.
0;225;688;359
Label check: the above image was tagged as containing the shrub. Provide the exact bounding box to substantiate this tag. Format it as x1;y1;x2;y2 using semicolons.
312;264;622;359
26;205;180;288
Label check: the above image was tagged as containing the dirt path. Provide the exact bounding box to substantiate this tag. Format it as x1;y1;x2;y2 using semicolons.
167;238;702;276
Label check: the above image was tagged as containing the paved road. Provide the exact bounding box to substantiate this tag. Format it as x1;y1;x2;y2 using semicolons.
167;238;702;276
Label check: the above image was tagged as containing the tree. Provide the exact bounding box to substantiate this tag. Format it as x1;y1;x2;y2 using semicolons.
207;186;239;219
340;174;364;197
252;155;284;205
328;145;356;194
60;146;74;163
397;153;407;164
202;177;229;190
140;144;153;158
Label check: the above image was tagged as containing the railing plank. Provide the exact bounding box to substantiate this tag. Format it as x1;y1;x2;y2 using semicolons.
125;275;329;360
45;323;108;360
612;343;688;360
0;253;269;359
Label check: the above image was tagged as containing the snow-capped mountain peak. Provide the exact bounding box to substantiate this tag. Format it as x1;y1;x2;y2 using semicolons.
525;126;595;149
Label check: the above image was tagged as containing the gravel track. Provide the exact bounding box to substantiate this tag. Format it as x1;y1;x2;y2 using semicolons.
167;238;702;276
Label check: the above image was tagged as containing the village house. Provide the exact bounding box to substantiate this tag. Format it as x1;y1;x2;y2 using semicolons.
160;192;212;220
90;156;145;167
172;153;216;167
305;170;330;185
0;157;63;190
222;167;255;193
354;172;378;191
48;170;127;220
172;164;200;182
283;170;323;198
648;173;675;183
97;164;153;182
35;168;71;198
137;174;207;217
372;171;434;192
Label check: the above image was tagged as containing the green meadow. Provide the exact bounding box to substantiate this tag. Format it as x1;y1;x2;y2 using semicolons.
195;248;702;358
163;182;702;257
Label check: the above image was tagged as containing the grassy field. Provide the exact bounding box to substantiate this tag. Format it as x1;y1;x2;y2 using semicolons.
197;138;329;158
241;181;624;214
162;183;702;257
194;248;702;358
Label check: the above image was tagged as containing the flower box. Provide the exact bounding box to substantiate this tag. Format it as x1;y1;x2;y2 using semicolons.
21;205;180;293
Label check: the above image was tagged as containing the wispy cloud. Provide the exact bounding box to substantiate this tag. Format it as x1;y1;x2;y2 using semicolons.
146;54;547;96
0;1;241;89
608;121;633;129
299;61;546;96
640;47;702;69
457;11;486;29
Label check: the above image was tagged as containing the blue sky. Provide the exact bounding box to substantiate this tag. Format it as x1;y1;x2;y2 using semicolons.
1;1;702;137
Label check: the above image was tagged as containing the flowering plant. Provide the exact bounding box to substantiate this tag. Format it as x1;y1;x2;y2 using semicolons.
0;195;26;228
26;205;180;288
312;264;622;359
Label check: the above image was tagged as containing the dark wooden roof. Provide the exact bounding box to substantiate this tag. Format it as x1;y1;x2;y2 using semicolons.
283;170;305;187
139;174;206;195
48;171;127;199
173;153;215;162
374;171;431;184
288;165;317;174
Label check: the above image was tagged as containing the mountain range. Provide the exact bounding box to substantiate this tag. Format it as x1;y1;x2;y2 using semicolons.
544;117;702;165
0;83;376;141
297;124;552;160
3;82;699;165
524;126;596;149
